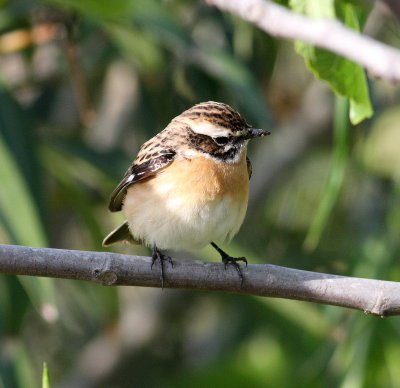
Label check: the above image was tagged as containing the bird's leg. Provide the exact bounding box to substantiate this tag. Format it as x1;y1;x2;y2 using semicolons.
210;242;247;287
151;246;173;289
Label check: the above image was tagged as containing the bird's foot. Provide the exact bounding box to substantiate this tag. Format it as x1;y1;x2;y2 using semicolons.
151;246;173;289
211;242;247;287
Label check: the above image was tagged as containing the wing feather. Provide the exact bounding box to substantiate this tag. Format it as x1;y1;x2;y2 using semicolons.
108;152;176;212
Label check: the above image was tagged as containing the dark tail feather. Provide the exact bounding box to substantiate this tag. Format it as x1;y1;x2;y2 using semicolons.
102;221;139;246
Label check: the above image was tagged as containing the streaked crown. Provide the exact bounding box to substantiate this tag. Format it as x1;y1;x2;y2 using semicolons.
179;101;251;138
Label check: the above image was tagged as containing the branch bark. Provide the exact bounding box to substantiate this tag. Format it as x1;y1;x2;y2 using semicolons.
205;0;400;82
1;244;400;316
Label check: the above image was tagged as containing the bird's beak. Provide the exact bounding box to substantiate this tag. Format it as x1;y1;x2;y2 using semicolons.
246;128;271;139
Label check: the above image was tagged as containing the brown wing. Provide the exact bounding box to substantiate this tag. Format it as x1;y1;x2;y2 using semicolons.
246;156;252;179
108;152;176;212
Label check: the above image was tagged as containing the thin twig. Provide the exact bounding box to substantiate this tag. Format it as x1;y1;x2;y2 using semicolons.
205;0;400;82
1;244;399;316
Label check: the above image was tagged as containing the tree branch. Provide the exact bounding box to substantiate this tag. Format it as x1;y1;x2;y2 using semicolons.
205;0;400;82
1;244;400;316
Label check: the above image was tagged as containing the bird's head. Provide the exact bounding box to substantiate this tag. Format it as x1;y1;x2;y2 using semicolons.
174;101;270;161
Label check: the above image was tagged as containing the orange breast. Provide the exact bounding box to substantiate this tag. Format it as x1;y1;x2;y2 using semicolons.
157;151;250;202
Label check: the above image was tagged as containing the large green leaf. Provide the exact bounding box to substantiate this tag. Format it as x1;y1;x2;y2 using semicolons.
290;0;373;124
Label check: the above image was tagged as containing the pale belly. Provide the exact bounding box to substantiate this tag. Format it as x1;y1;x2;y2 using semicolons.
122;153;249;251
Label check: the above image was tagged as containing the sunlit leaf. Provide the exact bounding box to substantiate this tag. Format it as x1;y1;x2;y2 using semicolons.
42;363;50;388
290;0;373;124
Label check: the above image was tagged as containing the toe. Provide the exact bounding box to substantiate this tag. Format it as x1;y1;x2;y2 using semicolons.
166;255;174;268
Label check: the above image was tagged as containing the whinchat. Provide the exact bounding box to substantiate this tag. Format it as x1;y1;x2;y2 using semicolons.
103;101;270;286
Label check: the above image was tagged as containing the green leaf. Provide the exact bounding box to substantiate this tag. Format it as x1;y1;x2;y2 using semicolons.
42;363;50;388
290;0;373;124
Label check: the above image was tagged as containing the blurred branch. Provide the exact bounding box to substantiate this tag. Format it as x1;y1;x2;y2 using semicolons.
1;244;400;317
60;17;94;127
63;36;94;127
205;0;400;82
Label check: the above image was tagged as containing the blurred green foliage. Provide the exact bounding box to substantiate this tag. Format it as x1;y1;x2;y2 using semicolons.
0;0;400;387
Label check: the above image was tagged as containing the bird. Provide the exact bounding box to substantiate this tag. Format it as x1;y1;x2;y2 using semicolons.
102;101;270;287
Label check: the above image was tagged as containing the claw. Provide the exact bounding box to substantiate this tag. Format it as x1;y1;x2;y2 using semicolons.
151;246;173;289
210;242;247;287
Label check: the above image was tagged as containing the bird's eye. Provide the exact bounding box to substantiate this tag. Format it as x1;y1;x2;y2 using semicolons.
214;137;229;146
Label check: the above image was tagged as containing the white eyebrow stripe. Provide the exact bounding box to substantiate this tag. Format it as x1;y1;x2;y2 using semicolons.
191;122;231;137
126;174;135;182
